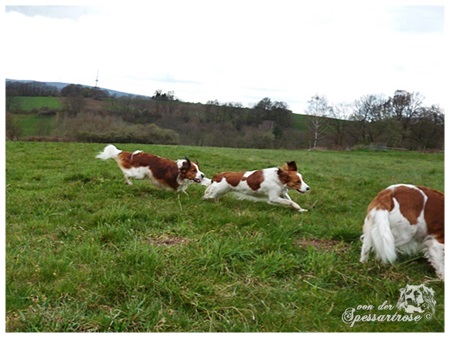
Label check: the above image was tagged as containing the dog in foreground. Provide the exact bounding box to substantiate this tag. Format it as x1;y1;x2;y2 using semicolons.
360;184;444;280
96;144;206;193
203;161;310;211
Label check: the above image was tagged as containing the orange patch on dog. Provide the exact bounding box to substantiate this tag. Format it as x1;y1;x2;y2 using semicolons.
420;186;445;243
244;170;264;191
368;186;425;224
394;186;425;225
212;172;244;187
212;170;264;191
367;189;394;212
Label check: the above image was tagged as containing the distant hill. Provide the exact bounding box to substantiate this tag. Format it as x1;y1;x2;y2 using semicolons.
6;79;443;150
6;79;146;98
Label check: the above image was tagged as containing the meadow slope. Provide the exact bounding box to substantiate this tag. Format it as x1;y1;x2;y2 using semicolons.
5;142;444;332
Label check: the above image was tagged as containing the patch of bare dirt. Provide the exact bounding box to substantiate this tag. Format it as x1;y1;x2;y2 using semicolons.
294;238;349;253
146;235;190;247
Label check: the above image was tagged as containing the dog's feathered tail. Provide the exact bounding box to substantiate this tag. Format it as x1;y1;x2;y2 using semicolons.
368;209;397;264
96;144;122;160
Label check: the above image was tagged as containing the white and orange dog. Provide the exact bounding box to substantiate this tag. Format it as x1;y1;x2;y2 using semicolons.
203;161;310;211
360;184;444;280
97;144;206;193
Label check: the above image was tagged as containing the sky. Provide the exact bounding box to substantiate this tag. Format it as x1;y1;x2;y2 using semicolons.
3;0;447;114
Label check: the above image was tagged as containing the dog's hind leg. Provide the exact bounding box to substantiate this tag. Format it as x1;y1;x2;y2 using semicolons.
360;226;373;264
424;236;445;280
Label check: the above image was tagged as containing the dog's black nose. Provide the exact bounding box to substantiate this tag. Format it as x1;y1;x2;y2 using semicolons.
201;174;205;179
306;187;310;191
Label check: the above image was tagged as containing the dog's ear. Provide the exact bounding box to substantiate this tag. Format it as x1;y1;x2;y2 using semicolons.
279;163;288;172
180;157;191;172
279;161;297;172
286;161;298;172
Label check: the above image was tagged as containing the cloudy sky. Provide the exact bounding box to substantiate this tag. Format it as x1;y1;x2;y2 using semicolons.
4;0;446;113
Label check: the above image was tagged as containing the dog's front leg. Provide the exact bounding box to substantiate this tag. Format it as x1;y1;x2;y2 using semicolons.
281;191;292;201
268;195;307;212
359;233;372;263
124;176;133;185
283;192;307;212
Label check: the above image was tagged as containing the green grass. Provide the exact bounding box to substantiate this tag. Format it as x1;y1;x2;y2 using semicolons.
292;114;308;131
14;96;62;111
13;114;56;137
5;142;444;332
9;97;61;137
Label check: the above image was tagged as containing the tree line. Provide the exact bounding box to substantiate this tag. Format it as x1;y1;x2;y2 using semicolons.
305;90;444;150
6;80;59;97
5;81;444;150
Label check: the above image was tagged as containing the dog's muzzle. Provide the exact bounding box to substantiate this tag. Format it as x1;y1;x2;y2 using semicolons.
193;174;205;183
297;186;310;194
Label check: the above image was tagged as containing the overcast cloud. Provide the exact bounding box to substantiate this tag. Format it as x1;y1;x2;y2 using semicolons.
4;0;446;113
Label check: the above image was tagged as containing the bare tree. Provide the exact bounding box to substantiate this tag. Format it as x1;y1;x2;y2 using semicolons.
304;95;332;149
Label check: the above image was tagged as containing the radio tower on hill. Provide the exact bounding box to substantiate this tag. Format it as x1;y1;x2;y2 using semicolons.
94;70;99;88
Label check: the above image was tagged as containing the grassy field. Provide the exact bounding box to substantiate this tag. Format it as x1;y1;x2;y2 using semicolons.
5;142;444;332
13;114;56;137
8;97;61;137
12;96;62;111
